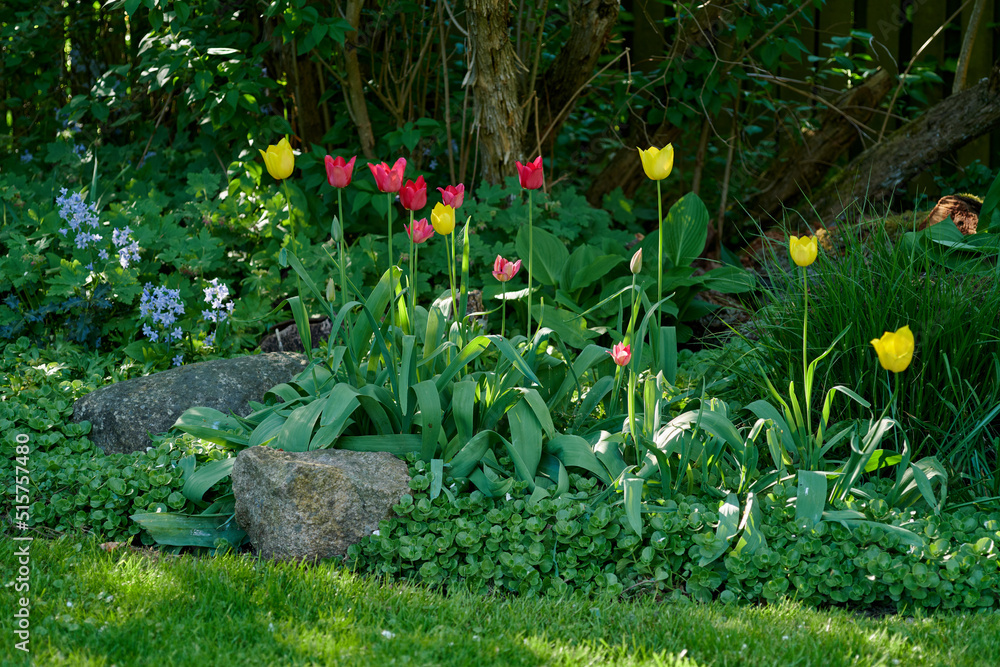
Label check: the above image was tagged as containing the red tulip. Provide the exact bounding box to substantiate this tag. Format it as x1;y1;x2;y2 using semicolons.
437;183;465;209
400;176;427;211
492;255;522;282
324;155;356;188
608;342;631;367
368;157;407;193
405;217;435;244
515;156;544;190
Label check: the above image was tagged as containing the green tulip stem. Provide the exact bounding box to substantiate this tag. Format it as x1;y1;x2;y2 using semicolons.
500;294;506;339
802;265;811;445
283;179;302;302
408;210;416;332
627;366;637;461
282;180;296;253
527;188;534;342
386;192;396;357
337;189;349;309
656;179;663;330
449;229;458;323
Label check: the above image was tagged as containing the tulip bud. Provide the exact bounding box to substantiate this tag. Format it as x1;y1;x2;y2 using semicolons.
326;278;336;302
331;216;342;243
630;248;642;275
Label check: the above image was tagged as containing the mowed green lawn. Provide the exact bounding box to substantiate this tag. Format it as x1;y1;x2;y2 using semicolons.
2;536;998;667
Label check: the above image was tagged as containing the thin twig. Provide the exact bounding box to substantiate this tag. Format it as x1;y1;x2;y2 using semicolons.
439;3;456;183
716;81;741;256
745;70;878;138
442;0;467;37
536;48;629;147
139;90;173;168
691;117;711;196
522;0;549;128
953;0;987;94
878;0;973;143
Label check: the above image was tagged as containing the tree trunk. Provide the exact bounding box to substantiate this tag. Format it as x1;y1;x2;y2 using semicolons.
585;1;735;206
343;0;376;160
811;61;1000;224
745;68;894;222
525;0;621;157
466;0;526;184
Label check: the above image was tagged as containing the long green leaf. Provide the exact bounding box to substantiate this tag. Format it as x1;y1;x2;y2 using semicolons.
181;458;236;504
276;399;325;452
130;512;245;548
337;435;421;454
623;475;644;536
287;296;313;361
699;493;740;566
171;407;248;447
507;400;542;483
450;430;503;479
795;470;827;525
546;434;611;484
488;335;541;387
412;380;443;461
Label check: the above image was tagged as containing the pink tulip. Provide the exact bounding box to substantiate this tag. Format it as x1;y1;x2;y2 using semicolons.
515;156;544;190
400;175;427;211
368;157;407;193
492;255;522;282
324;155;356;189
405;218;435;244
437;183;465;209
608;342;631;367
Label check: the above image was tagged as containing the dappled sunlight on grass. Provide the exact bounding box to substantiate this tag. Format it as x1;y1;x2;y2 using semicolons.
3;536;998;666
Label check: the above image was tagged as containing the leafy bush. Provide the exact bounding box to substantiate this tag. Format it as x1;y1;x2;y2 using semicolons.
0;161;276;359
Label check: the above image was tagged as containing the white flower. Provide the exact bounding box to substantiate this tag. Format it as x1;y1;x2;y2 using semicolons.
505;493;513;501
372;529;380;536
381;630;395;639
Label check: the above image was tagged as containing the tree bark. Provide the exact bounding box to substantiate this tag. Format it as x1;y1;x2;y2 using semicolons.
745;68;894;222
585;1;735;206
811;61;1000;224
525;0;622;157
343;0;377;160
466;0;526;184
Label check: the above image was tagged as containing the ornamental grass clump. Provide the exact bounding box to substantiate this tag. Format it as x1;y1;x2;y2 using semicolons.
736;216;1000;500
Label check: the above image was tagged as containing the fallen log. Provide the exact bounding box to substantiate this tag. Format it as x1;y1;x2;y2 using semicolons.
810;60;1000;224
744;68;894;222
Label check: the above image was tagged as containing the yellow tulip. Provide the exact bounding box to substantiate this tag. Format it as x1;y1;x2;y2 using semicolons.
637;145;674;181
259;137;295;180
431;202;455;236
870;325;914;373
789;235;818;267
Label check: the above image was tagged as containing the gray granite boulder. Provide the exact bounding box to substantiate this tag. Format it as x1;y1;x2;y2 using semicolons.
232;446;410;561
73;352;308;455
